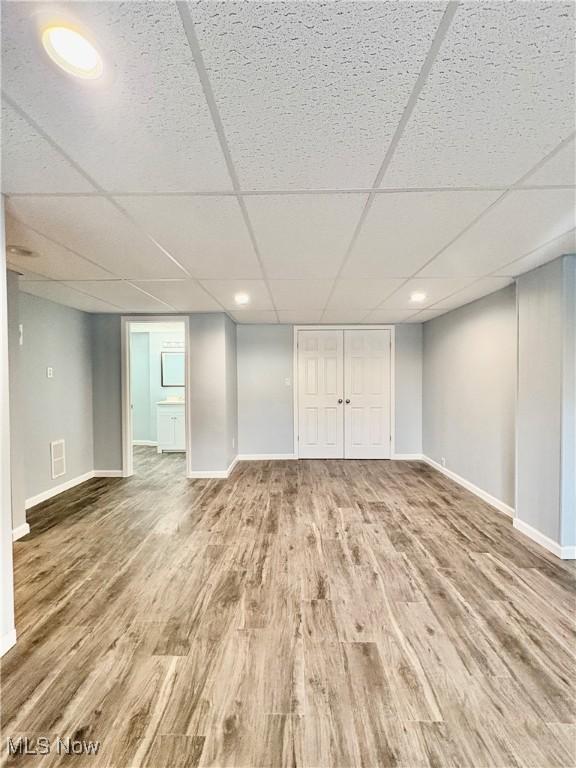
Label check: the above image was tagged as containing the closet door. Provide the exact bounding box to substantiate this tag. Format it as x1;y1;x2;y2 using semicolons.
297;330;344;458
344;329;391;459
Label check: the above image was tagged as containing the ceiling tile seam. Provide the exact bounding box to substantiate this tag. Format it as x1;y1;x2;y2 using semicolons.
484;226;576;278
6;184;576;199
5;209;119;280
124;280;177;311
318;0;461;319
408;132;576;279
39;279;125;311
2;92;208;294
176;1;279;322
511;131;576;188
370;131;576;313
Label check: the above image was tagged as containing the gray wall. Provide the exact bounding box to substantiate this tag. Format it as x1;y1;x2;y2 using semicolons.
6;271;25;530
423;285;516;507
188;314;236;473
561;255;575;547
224;315;238;466
92;315;122;472
19;292;94;498
237;325;294;456
517;255;575;546
395;324;423;455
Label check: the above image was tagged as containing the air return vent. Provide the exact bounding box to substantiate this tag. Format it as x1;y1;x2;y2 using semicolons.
50;439;66;479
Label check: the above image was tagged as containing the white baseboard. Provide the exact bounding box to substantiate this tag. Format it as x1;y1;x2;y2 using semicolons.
421;455;514;518
12;523;30;541
25;471;95;510
0;628;16;657
392;453;424;460
188;456;239;480
237;453;297;461
25;469;125;509
132;440;157;447
513;518;576;560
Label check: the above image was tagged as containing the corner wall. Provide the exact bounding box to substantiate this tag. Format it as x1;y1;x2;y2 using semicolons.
516;255;575;556
422;285;516;510
18;292;94;502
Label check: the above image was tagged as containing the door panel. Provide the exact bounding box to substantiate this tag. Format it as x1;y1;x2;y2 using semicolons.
298;330;344;458
344;329;391;459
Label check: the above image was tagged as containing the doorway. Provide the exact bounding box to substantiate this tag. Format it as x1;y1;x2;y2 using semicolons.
295;327;393;459
121;317;191;477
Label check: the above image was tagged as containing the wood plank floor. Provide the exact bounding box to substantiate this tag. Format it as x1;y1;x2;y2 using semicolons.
2;447;575;767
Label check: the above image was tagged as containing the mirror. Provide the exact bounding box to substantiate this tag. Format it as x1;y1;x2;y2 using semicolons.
161;351;185;387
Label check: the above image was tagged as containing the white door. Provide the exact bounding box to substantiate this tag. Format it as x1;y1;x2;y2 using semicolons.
297;330;344;458
343;329;391;459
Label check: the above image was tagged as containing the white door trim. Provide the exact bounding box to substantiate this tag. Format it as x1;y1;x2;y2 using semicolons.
121;316;192;479
292;325;396;459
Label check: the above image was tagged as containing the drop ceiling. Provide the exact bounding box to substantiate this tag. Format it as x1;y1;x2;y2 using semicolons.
2;1;575;324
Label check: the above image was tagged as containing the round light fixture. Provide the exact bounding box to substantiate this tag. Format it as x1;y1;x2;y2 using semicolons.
410;291;427;303
234;292;250;306
41;26;103;80
7;245;38;258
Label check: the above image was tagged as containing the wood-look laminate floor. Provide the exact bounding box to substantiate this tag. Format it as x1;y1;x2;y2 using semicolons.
2;447;575;768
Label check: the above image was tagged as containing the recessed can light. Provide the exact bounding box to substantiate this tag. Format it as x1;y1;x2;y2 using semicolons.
7;245;38;258
234;292;250;306
410;291;427;303
42;26;103;80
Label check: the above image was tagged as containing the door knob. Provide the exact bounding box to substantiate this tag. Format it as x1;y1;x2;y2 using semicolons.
338;398;343;404
345;399;351;404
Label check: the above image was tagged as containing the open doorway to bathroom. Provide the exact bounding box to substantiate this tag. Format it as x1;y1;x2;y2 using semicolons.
121;317;190;478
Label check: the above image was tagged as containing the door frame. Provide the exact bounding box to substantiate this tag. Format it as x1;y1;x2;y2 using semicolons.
121;315;192;478
292;325;396;460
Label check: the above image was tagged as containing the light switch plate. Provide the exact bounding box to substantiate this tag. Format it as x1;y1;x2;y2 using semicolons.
47;367;54;379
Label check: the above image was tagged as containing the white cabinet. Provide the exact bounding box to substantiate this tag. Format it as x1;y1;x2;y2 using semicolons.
156;402;185;452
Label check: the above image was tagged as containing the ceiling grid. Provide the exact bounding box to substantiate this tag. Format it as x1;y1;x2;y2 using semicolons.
1;0;574;321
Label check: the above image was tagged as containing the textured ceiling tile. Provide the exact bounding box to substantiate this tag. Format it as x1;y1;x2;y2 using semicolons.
364;309;419;323
494;229;576;277
406;308;448;323
199;279;273;310
382;2;575;188
345;191;500;277
326;279;403;310
20;280;120;312
5;213;114;280
116;197;262;279
378;277;473;309
321;310;369;324
277;310;323;324
246;194;367;278
131;280;220;311
231;310;277;324
191;1;446;189
7;196;186;279
1;101;95;193
1;2;231;192
433;277;513;309
269;280;334;310
519;137;576;187
420;189;576;277
62;280;170;311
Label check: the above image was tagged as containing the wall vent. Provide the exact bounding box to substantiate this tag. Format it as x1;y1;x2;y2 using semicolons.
50;440;66;479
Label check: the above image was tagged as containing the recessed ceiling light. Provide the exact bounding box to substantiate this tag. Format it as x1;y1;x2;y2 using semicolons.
234;292;250;306
6;245;38;258
410;291;427;303
41;26;103;80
